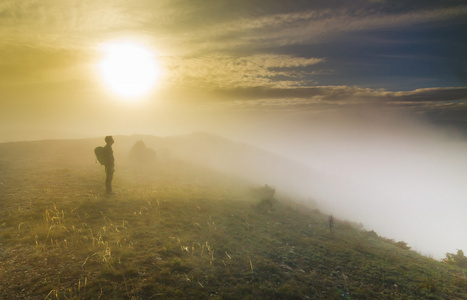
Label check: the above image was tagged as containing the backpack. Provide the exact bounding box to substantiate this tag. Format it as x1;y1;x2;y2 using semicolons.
94;146;106;165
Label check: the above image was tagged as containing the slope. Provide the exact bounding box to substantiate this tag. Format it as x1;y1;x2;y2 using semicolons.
0;136;465;299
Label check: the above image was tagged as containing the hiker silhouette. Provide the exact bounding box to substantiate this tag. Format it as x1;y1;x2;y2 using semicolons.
104;136;115;194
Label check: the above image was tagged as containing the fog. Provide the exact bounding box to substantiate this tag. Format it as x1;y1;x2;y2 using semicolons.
2;103;466;260
219;108;467;259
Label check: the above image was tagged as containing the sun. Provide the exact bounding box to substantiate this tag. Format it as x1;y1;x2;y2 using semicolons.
98;41;160;99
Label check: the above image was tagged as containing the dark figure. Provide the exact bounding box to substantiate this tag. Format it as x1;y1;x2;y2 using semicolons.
104;136;115;194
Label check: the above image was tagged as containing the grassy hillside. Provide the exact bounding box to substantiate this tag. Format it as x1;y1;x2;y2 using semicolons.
0;137;466;299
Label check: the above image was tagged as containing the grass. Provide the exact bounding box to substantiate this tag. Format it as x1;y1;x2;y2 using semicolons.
0;138;466;299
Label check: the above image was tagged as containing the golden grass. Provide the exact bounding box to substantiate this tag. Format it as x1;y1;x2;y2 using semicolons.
0;140;466;299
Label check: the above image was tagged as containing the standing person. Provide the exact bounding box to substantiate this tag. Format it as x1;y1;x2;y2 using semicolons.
104;136;115;194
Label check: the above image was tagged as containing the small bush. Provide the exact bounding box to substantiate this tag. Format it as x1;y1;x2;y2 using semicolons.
363;230;379;239
444;249;467;268
251;184;277;213
256;198;277;213
128;140;156;165
250;184;275;200
395;241;411;250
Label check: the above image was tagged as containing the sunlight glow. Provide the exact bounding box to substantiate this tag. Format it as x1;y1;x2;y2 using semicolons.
98;41;160;99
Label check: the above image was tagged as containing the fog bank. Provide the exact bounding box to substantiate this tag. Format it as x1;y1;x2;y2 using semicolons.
228;109;467;259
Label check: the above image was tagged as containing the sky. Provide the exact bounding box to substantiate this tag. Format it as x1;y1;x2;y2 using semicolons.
0;0;466;138
1;0;467;258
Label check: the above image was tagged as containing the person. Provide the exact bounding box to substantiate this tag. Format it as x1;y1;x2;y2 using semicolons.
103;136;115;194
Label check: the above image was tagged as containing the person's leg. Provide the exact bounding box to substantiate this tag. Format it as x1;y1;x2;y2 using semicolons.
106;169;114;193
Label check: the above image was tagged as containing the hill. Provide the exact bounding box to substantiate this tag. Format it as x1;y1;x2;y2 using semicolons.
0;135;466;299
123;132;314;198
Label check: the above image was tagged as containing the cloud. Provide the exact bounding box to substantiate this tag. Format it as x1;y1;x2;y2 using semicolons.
205;86;467;104
161;53;324;89
0;0;465;124
392;88;467;102
2;1;466;53
0;45;93;83
174;4;467;51
191;86;467;122
0;0;138;48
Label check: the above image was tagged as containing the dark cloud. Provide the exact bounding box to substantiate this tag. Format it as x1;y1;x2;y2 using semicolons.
392;88;467;102
210;86;467;104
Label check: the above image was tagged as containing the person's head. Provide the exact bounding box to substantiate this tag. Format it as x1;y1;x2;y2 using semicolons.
105;136;114;145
